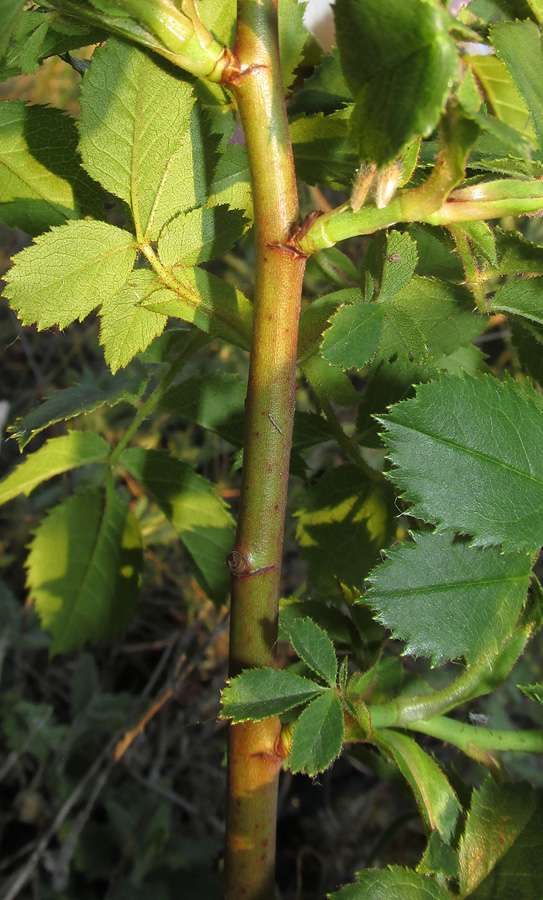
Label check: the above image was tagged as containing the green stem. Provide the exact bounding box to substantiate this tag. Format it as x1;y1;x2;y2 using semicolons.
447;224;489;312
403;715;543;754
223;4;306;899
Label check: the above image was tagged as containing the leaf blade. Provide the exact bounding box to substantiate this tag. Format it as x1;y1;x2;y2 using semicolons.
220;668;324;722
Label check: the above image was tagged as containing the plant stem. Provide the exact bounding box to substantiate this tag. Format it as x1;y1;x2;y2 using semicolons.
223;3;306;898
403;716;543;754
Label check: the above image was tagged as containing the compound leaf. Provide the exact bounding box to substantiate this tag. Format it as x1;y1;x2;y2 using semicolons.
283;617;338;687
4;220;136;329
379;374;543;551
329;867;452;899
0;432;110;505
364;533;532;664
220;668;324;722
27;486;142;656
289;690;344;775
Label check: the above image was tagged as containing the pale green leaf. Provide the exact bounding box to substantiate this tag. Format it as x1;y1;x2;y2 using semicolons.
157;204;247;267
492;277;543;326
289;691;344;775
4;220;136;329
379;374;543;551
206;143;252;212
120;447;234;603
458;778;539;898
374;729;461;841
79;38;195;240
196;0;236;44
0;432;110;505
283;617;338;687
0;102;103;235
279;0;308;90
491;20;543;154
335;0;458;165
10;372;146;450
518;683;543;703
528;0;543;22
321;301;385;370
99;270;167;373
329;866;452;899
468;54;535;141
295;466;393;601
364;533;531;664
27;486;142;655
220;668;324;722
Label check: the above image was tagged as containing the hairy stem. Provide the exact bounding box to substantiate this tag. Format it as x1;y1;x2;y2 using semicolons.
223;3;306;898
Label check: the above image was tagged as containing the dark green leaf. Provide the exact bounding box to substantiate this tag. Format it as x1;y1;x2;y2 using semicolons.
518;683;543;703
511;318;543;385
290;107;357;189
289;690;344;775
491;20;543;154
497;229;543;275
492;277;543;326
288;48;352;118
417;832;460;881
283;617;338;687
220;668;324;722
379;374;543;551
0;0;29;59
27;486;142;655
321;301;385;370
335;0;458;165
329;866;452;899
160;373;246;445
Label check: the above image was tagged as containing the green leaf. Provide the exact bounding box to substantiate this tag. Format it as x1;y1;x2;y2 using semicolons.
283;617;338;687
290;107;357;189
381;303;428;366
98;270;167;373
510;318;543;386
289;690;344;775
288;48;352;118
10;372;146;451
335;0;458;165
220;668;324;722
79;38;195;240
459;221;497;266
491;20;543;154
468;49;535;141
458;778;540;898
378;373;543;551
278;0;308;90
206;143;251;212
120;447;234;604
417;831;460;881
518;683;543;703
4;220;136;330
157;204;247;267
378;231;419;303
364;533;531;664
160;373;246;445
321;301;385;370
329;865;452;899
0;0;26;58
492;277;543;326
295;466;393;601
0;102;103;235
374;729;461;841
497;229;543;275
0;432;110;505
196;0;237;45
461;102;532;157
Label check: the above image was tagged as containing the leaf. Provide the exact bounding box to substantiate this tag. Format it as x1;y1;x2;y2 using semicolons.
458;778;541;898
378;373;543;551
157;204;247;267
0;0;26;57
0;102;103;235
510;318;543;385
374;729;461;841
497;229;543;275
334;0;458;165
4;220;136;330
220;668;324;722
491;20;543;154
196;0;237;45
289;690;344;775
206;143;251;212
468;48;535;140
278;0;308;90
0;432;110;505
283;617;338;687
364;533;532;664
290;107;357;189
492;277;543;326
295;466;393;601
321;301;385;370
288;48;352;118
417;832;460;881
27;486;142;655
99;271;167;373
378;231;419;303
160;373;247;445
120;447;234;604
79;38;196;240
518;683;543;703
329;865;452;899
10;372;146;450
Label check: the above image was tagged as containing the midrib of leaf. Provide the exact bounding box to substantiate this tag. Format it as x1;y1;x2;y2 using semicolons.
390;423;543;487
371;572;530;597
131;65;146;240
144;148;177;241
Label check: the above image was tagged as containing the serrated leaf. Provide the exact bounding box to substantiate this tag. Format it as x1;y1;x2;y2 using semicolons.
289;690;344;775
461;102;532;157
120;447;234;604
160;373;247;445
379;231;419;303
491;20;543;154
290;107;357;189
279;0;308;90
79;38;195;240
458;778;540;898
460;221;498;265
220;668;324;722
0;102;103;235
374;729;461;841
288;48;352;118
206;143;251;212
497;229;543;275
518;682;543;704
0;432;110;505
511;318;543;386
28;486;142;655
335;0;458;165
468;53;535;141
492;277;543;326
4;220;136;330
417;831;460;881
11;372;146;451
295;466;393;601
382;303;428;365
0;0;26;57
321;301;385;370
196;0;236;45
283;617;338;687
364;533;531;664
379;373;543;551
329;866;452;899
99;270;167;373
157;204;247;267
